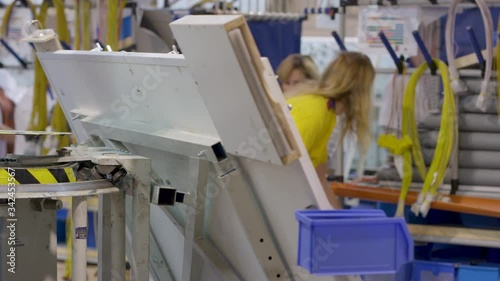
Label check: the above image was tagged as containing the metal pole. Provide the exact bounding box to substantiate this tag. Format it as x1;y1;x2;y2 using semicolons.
335;116;344;182
337;5;346;39
72;196;88;281
130;159;151;281
343;0;500;6
450;97;460;195
98;192;126;281
334;3;347;182
182;154;209;281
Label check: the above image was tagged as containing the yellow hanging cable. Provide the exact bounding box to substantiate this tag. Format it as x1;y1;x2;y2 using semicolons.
75;0;81;50
398;64;428;217
406;59;455;217
45;0;71;154
382;59;455;218
378;66;412;217
106;0;118;50
28;1;50;136
1;0;36;38
116;0;127;49
82;0;92;50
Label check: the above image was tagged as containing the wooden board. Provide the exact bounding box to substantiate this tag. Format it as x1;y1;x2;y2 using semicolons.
454;49;491;69
332;182;500;217
408;224;500;249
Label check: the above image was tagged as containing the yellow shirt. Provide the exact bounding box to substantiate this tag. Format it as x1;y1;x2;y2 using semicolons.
287;94;337;168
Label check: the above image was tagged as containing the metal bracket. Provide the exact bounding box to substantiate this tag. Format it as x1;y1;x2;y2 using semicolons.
151;185;193;206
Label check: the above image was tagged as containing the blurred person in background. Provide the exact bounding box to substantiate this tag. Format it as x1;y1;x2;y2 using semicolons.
0;69;20;156
276;54;321;97
286;52;375;209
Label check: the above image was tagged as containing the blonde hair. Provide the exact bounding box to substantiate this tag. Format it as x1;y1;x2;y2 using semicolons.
276;54;321;83
317;52;375;154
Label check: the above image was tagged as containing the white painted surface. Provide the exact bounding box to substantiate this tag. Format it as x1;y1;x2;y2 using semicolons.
171;15;285;165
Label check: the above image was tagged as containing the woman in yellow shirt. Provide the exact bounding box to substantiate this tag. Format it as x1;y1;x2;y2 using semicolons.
287;52;375;208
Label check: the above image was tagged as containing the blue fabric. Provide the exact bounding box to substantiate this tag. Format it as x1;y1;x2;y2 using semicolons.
439;7;500;63
120;15;133;40
247;19;302;71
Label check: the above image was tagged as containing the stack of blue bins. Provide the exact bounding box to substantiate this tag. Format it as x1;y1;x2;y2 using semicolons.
295;209;414;278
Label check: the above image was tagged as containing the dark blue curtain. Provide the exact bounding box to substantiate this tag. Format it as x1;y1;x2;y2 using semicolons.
247;19;303;71
439;7;500;63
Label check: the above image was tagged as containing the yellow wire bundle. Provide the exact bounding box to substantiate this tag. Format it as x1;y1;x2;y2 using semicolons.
106;0;127;50
29;1;51;136
82;0;92;50
0;0;36;38
404;60;456;217
44;0;71;155
384;59;456;217
107;0;118;50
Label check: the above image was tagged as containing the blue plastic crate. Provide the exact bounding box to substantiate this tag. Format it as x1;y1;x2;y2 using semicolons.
295;209;414;276
413;260;455;281
456;265;500;281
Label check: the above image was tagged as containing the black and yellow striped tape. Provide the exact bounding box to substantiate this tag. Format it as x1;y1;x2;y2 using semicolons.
0;164;77;185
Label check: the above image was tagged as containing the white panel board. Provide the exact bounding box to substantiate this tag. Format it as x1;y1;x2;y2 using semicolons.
37;51;219;143
171;15;298;166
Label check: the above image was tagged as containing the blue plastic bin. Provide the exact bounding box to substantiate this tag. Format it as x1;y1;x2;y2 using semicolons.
456;265;500;281
413;260;455;281
295;209;414;276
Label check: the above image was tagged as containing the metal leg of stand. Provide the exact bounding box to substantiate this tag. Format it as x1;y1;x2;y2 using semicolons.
72;196;88;281
98;191;125;281
451;97;460;195
182;152;209;281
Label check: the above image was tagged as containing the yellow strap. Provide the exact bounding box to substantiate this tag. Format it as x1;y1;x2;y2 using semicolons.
65;167;77;182
378;134;412;155
0;169;19;185
26;168;58;184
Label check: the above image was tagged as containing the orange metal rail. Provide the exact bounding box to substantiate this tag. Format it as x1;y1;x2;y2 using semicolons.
332;182;500;218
